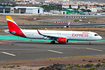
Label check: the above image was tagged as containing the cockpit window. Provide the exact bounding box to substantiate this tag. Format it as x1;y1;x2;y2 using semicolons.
94;34;99;36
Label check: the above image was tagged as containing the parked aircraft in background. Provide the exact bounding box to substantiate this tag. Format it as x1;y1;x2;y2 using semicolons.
5;16;102;44
64;20;70;28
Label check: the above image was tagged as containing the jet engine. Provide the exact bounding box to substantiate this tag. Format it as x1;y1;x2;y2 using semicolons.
57;38;67;43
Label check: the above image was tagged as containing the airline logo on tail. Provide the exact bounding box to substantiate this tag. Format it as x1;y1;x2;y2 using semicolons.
6;16;16;24
6;16;26;37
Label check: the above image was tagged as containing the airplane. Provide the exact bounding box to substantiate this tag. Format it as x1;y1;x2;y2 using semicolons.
5;16;102;44
64;20;70;28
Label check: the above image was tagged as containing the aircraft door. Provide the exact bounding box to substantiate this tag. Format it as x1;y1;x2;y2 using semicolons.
89;32;92;38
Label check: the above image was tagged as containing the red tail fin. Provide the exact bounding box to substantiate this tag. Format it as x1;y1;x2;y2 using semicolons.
6;16;26;37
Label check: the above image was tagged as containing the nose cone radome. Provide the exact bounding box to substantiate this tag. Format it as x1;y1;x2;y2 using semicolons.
99;36;102;40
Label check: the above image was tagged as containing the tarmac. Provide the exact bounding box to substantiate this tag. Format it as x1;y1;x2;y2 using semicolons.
0;14;105;61
0;33;105;61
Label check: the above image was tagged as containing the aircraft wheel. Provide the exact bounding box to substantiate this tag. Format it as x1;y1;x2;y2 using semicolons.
67;40;68;43
51;41;55;44
89;41;91;45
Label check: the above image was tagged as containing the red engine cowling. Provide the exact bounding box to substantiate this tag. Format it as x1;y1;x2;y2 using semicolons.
58;38;67;43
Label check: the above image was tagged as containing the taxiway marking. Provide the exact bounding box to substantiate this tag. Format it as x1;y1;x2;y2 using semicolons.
2;52;16;56
48;50;63;54
86;48;103;52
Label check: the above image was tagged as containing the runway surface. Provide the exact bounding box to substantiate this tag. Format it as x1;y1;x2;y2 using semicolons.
0;40;105;61
0;33;105;61
1;15;105;29
0;23;105;29
0;14;105;61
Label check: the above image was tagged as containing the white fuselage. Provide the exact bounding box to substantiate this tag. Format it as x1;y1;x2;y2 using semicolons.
5;16;102;43
21;29;102;41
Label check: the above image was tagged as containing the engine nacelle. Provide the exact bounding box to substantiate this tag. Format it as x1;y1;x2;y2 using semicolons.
58;38;67;43
44;37;50;40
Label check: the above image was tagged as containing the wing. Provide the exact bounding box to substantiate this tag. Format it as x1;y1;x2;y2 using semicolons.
37;29;66;38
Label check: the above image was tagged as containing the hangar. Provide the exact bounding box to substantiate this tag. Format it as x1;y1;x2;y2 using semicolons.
0;6;44;14
14;6;44;14
0;6;11;13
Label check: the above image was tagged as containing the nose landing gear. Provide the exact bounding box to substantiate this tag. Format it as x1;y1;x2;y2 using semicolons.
89;41;91;45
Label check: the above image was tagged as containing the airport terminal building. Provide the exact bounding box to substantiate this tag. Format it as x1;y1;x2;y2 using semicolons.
0;6;44;14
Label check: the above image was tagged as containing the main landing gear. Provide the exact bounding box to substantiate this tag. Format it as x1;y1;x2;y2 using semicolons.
51;41;55;44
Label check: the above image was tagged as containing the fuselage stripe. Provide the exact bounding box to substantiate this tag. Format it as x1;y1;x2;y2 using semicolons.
7;19;17;25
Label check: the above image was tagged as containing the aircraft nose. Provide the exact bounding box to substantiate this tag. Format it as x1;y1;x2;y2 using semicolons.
99;36;102;40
